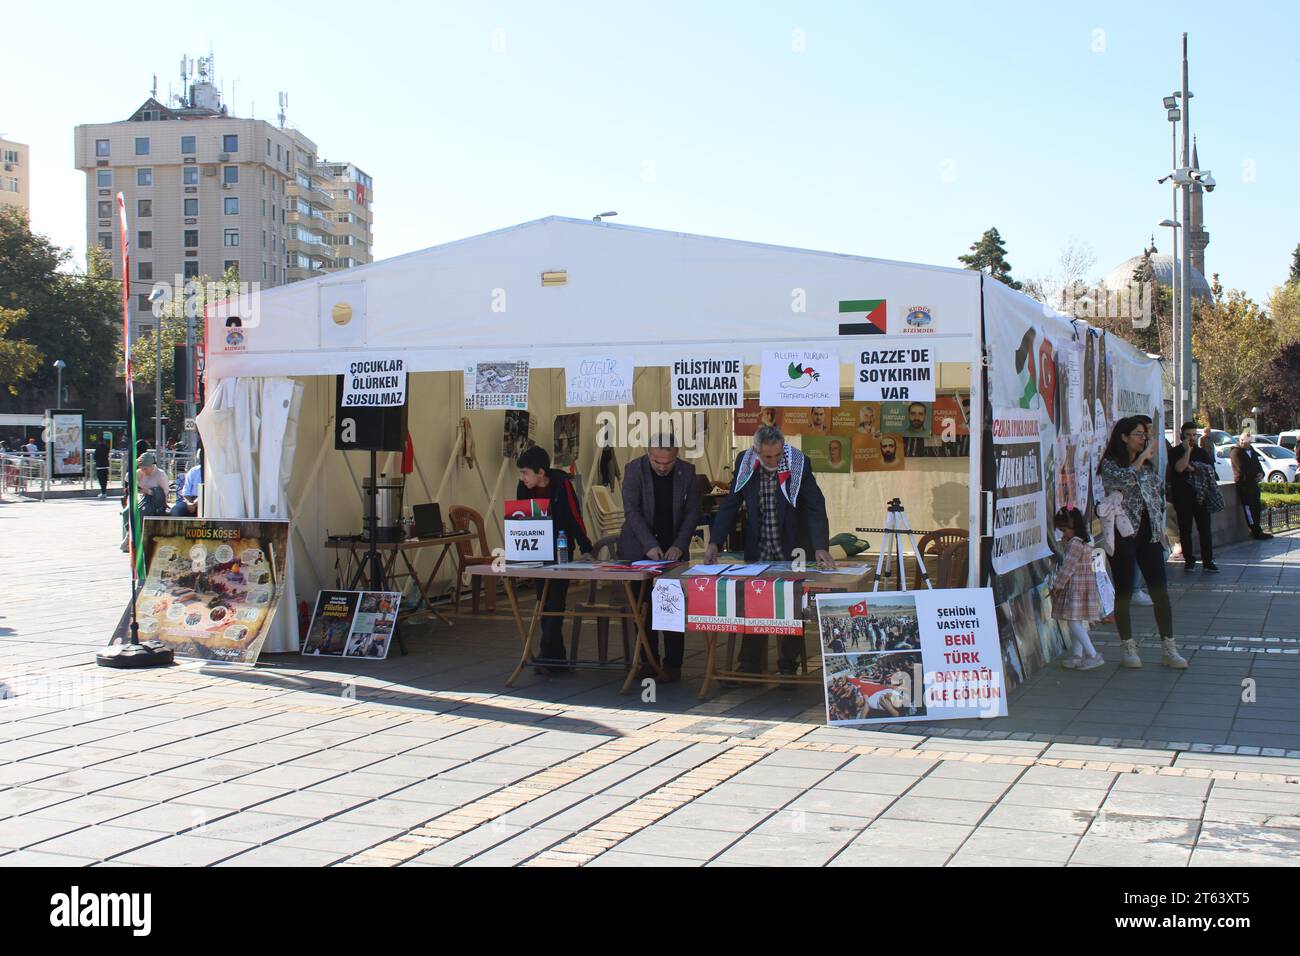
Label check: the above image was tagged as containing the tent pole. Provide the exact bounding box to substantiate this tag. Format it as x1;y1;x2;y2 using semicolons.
432;420;463;506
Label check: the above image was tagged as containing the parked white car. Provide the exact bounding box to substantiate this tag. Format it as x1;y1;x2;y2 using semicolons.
1213;444;1298;484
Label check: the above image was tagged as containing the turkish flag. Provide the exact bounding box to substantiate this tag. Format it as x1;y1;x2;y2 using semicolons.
848;600;869;618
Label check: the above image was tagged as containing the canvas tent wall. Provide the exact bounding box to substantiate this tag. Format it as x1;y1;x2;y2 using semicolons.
203;217;986;641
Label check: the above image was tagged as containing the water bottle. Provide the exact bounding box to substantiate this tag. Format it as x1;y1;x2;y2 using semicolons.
556;529;569;565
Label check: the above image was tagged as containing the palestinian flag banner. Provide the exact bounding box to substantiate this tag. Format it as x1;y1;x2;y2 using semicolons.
686;577;742;632
839;299;887;336
742;578;803;635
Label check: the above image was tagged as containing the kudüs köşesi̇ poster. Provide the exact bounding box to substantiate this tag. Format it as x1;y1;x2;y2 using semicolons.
110;518;290;665
991;407;1052;574
816;588;1004;726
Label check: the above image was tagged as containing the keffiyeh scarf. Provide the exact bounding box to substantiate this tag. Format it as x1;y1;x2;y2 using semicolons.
733;444;806;506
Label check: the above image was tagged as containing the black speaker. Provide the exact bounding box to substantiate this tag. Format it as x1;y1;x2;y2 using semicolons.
334;375;407;452
173;346;194;403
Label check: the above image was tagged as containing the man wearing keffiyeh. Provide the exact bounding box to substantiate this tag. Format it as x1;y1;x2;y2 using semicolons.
705;424;831;675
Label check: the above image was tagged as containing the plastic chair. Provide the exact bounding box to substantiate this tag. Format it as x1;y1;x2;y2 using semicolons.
569;534;634;667
935;541;970;589
912;528;968;590
447;505;497;613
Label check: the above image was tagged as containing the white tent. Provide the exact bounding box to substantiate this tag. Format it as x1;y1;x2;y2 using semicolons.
202;216;1131;654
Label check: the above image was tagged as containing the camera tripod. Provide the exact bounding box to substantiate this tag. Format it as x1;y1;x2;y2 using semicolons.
872;498;932;593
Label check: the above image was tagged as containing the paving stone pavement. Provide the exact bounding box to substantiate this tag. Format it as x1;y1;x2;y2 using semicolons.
1;498;1299;867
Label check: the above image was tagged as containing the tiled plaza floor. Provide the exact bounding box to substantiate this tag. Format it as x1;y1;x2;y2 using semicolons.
1;497;1297;867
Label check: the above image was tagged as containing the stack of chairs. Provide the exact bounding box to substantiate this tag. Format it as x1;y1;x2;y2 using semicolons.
590;485;624;541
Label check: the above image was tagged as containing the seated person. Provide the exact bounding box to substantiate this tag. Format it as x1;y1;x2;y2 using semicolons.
516;446;593;675
135;451;170;517
169;451;203;517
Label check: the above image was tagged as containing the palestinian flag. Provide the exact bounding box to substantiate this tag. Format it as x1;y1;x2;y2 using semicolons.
504;498;550;519
742;578;802;635
839;299;887;336
686;577;741;632
848;600;869;618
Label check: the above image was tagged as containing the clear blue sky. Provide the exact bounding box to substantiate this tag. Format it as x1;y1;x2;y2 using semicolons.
8;1;1299;303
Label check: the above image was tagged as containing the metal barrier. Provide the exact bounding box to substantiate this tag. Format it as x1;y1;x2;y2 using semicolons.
1;454;48;500
1262;505;1300;534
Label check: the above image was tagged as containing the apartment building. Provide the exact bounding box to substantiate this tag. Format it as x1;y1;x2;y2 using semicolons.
0;137;29;213
74;73;372;336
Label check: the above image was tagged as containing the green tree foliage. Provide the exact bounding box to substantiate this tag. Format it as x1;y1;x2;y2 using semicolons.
1261;342;1300;430
0;207;119;410
958;227;1021;289
1289;242;1300;285
1269;280;1300;347
121;269;235;409
0;306;42;396
1192;289;1278;431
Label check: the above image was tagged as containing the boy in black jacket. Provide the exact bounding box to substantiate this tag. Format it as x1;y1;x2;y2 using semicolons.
516;446;593;674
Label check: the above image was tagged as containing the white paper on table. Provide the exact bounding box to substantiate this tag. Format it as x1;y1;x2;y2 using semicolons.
684;564;730;575
722;564;770;576
651;579;686;632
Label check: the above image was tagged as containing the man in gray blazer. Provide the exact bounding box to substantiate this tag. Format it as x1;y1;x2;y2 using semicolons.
618;434;701;682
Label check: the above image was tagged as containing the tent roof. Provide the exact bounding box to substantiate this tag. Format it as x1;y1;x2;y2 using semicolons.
208;216;986;379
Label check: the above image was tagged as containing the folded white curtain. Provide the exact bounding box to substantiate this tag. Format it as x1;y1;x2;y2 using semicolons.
196;377;305;653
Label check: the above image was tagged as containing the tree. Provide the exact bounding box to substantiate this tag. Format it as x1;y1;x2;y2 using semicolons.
0;207;119;413
1261;342;1300;430
1289;242;1300;285
1192;288;1278;430
122;269;234;410
0;306;42;396
959;227;1021;289
1268;280;1300;347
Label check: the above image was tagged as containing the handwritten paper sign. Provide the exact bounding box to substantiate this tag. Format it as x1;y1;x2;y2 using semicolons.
565;356;634;407
670;356;744;409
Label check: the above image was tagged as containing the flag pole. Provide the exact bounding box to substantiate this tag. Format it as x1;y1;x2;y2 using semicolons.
98;193;173;669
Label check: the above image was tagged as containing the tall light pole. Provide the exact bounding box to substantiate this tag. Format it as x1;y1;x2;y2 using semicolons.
1178;33;1193;430
53;359;66;407
148;286;166;450
1162;93;1181;426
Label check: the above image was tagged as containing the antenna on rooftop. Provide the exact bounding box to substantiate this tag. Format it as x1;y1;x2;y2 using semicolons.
151;73;158;100
278;92;288;129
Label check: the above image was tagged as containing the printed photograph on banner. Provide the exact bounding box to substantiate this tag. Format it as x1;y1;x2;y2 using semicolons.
345;592;400;659
824;652;925;722
817;593;920;655
854;344;935;402
503;410;536;460
783;406;835;436
930;393;971;457
553;413;579;468
465;360;529;411
302;590;400;660
565;356;633;407
829;403;860;435
994;602;1027;693
670;356;743;409
759;349;841;408
853;401;882;437
803;435;851;474
733;400;779;437
852;432;905;472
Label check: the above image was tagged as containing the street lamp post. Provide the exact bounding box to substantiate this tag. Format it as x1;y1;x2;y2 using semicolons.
53;359;66;407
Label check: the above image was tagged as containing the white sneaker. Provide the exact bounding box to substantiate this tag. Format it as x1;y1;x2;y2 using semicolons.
1077;653;1106;671
1131;589;1154;606
1061;656;1082;669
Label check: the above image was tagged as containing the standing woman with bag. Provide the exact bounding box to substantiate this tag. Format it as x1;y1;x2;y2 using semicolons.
1098;416;1188;669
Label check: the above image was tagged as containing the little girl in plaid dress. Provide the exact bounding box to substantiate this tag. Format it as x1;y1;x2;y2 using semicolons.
1050;507;1104;671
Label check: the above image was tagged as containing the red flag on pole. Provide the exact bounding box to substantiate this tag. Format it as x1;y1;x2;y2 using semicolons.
402;431;414;475
848;600;869;618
